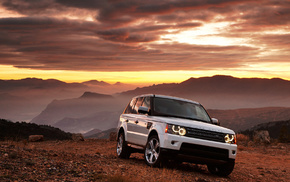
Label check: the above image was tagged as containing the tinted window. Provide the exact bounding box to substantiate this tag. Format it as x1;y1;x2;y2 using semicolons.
124;98;137;114
134;97;144;114
141;96;150;109
153;97;211;123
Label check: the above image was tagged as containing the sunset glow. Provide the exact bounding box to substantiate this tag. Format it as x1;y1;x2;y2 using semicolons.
1;65;289;85
0;0;289;84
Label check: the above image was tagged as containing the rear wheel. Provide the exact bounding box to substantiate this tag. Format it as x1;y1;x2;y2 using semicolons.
116;132;131;159
144;135;162;167
207;160;235;176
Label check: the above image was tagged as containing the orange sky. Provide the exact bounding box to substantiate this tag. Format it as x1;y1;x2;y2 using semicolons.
0;0;289;84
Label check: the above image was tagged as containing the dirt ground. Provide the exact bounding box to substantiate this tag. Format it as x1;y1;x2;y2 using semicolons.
0;139;289;182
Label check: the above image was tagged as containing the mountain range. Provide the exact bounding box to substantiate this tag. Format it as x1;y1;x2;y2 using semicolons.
0;78;135;122
2;75;290;133
120;75;290;109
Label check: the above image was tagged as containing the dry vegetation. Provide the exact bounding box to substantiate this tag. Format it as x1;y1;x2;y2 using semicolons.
0;139;289;182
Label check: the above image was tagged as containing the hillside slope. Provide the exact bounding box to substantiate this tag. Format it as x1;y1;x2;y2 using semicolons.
120;75;290;109
241;120;290;142
208;107;290;132
0;119;72;141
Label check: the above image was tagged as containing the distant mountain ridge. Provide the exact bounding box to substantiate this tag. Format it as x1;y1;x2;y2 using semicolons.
79;92;113;99
208;107;290;132
120;75;290;109
0;77;87;91
0;78;137;121
30;75;290;133
30;92;124;133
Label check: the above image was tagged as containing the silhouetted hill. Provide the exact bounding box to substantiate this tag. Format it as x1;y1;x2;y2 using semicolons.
53;111;120;133
83;128;102;137
31;92;124;133
84;128;117;139
82;80;110;86
120;75;290;109
0;78;87;91
0;119;72;141
0;78;137;122
240;120;290;142
0;78;88;122
208;107;290;132
79;92;113;99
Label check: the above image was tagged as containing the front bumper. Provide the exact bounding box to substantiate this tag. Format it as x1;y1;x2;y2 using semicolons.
160;133;237;164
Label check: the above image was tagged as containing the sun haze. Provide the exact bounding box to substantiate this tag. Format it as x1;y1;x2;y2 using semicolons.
0;0;289;84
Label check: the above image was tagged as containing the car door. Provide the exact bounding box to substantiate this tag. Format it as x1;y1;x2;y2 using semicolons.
126;97;144;145
122;97;137;144
129;96;152;146
125;97;152;146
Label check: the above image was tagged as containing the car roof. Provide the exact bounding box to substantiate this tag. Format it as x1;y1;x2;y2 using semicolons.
133;94;200;105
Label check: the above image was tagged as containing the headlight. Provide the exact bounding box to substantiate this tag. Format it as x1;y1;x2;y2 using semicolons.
224;134;236;144
165;124;187;136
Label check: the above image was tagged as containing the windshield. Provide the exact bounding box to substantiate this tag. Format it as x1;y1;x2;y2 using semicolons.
153;97;211;123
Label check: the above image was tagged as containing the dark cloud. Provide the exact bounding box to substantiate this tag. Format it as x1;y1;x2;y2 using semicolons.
2;0;61;15
0;0;289;72
0;16;259;71
55;0;107;9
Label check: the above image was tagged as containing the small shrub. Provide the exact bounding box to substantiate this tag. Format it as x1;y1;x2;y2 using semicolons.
236;134;249;145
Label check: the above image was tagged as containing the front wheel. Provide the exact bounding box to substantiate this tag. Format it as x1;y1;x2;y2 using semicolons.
207;160;235;177
116;132;131;159
144;135;162;167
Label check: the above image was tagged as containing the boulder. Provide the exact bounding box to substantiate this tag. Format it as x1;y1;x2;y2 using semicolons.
72;133;85;141
253;130;270;144
29;135;44;142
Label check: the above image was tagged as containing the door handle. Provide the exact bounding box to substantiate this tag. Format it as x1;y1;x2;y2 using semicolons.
135;120;139;124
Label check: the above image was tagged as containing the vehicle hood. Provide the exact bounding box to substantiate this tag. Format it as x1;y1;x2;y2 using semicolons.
150;116;235;134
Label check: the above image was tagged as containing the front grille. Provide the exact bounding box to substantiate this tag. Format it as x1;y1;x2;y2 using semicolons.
185;127;225;143
180;143;229;161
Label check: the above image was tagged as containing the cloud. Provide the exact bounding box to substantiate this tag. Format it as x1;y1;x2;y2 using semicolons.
0;0;289;73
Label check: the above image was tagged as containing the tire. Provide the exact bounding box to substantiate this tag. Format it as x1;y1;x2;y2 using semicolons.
116;132;131;159
207;160;235;177
144;135;162;167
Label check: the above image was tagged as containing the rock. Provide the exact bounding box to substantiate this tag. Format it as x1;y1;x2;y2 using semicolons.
109;132;117;141
29;135;44;142
72;133;85;141
253;130;270;144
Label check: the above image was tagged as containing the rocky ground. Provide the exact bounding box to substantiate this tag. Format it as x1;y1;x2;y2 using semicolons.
0;139;289;182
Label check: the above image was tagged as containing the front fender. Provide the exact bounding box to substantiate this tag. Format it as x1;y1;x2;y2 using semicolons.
148;122;167;148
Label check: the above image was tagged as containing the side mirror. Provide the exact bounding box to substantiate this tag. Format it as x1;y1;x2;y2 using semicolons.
138;106;149;115
212;118;220;126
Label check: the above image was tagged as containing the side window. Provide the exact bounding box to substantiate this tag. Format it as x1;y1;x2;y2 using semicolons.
141;96;150;109
134;97;144;114
124;98;137;114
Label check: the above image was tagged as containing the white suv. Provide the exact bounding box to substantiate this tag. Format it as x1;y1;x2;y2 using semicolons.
116;94;237;176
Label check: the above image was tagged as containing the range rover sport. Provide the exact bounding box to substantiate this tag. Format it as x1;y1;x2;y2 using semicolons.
116;94;237;176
